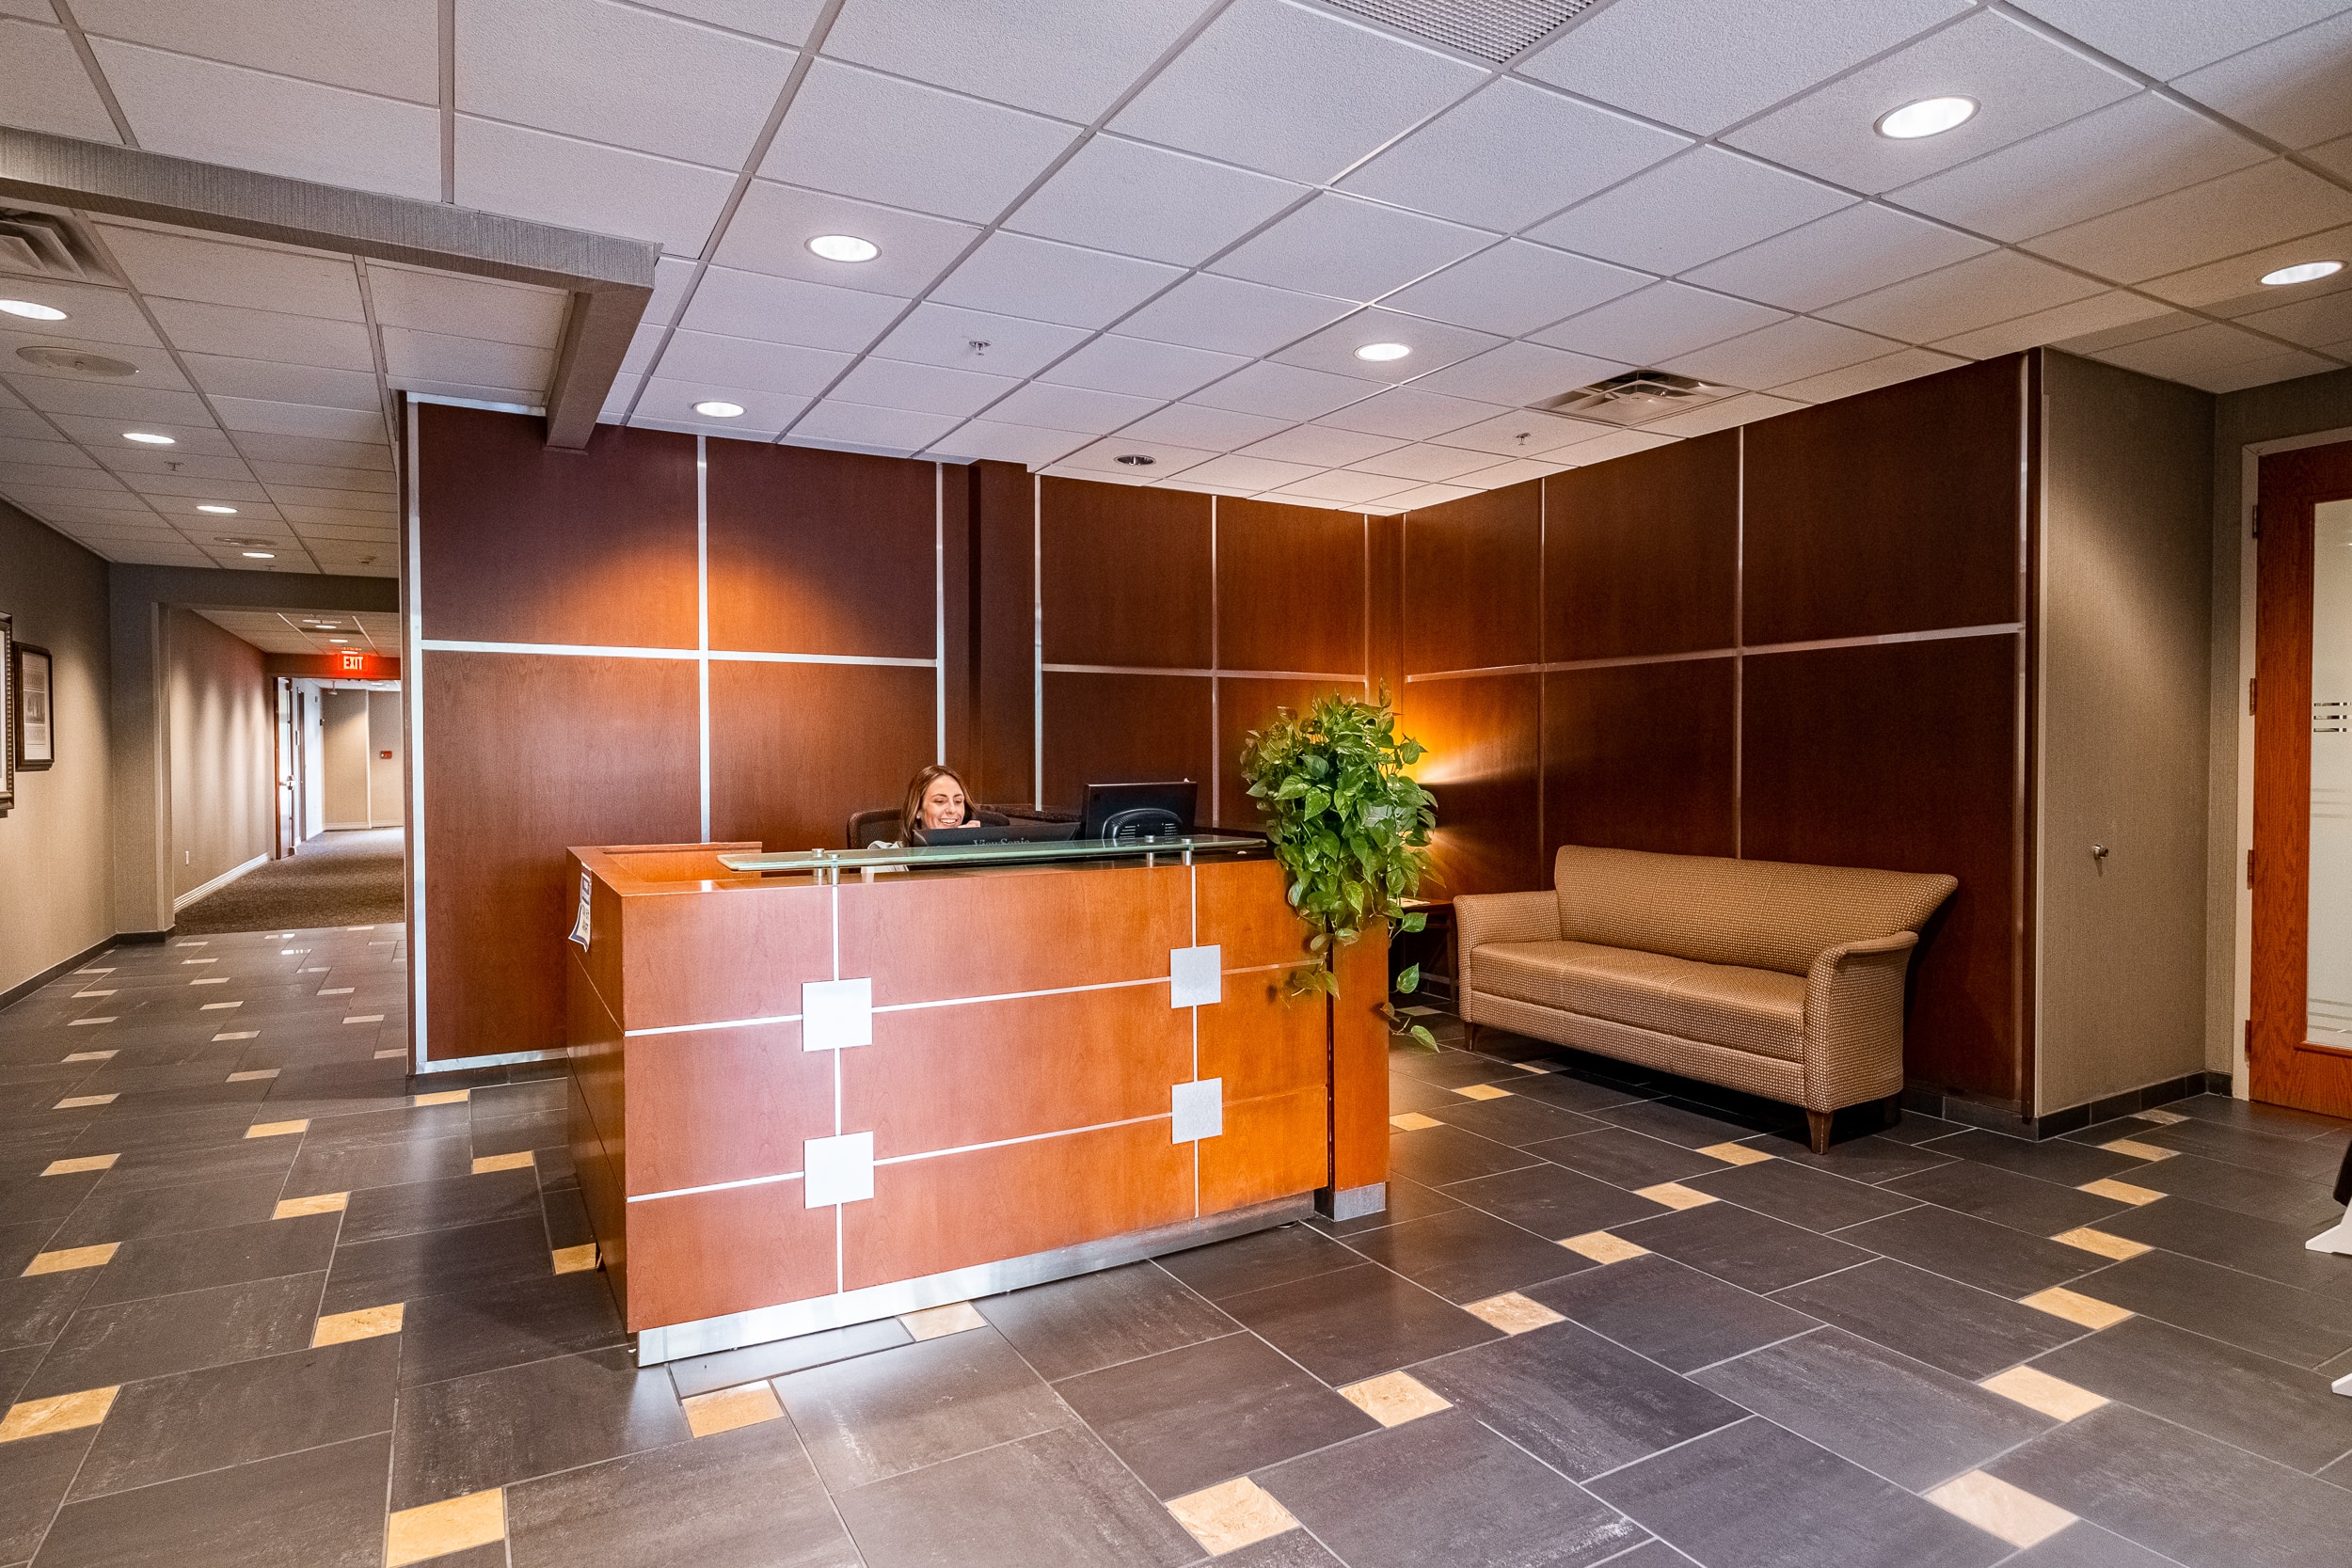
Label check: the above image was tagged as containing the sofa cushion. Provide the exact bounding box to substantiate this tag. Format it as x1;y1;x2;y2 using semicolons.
1474;941;1806;1063
1650;963;1806;1063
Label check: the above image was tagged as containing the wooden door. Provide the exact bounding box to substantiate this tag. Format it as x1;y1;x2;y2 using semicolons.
2251;438;2352;1116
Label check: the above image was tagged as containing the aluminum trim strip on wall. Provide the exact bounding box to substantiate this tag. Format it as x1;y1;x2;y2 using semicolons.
697;436;711;842
1401;622;2026;684
1042;663;1367;682
1033;472;1043;811
934;463;947;764
416;639;935;669
404;396;429;1067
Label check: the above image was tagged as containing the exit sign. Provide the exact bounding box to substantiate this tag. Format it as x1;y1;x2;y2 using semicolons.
338;650;366;673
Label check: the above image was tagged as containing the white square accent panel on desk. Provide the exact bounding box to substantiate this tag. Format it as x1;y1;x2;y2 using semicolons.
1169;944;1222;1007
803;1132;875;1208
803;977;873;1051
1171;1078;1224;1143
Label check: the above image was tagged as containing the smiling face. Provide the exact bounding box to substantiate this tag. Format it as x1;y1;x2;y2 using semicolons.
919;776;967;829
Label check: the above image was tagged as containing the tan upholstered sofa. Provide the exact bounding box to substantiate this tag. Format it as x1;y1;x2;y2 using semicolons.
1454;847;1957;1153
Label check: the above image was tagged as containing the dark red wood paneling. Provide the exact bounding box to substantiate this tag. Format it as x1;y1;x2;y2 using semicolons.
1743;356;2026;645
1215;675;1367;832
973;460;1034;805
706;441;937;659
1545;432;1739;660
417;404;697;647
707;659;936;850
1403;483;1541;675
1041;478;1212;668
1741;635;2020;1100
1041;670;1214;816
1217;499;1367;675
1543;658;1738;861
1395;672;1542;896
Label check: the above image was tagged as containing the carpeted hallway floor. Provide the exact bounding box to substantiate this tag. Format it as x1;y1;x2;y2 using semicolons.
175;828;405;934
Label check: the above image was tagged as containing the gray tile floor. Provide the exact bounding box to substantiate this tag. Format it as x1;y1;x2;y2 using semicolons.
4;929;2351;1566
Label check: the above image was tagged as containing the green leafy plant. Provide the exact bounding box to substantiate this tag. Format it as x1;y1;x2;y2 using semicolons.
1239;688;1440;1048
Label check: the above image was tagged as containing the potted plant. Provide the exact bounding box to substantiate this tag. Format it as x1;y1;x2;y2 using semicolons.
1239;688;1439;1047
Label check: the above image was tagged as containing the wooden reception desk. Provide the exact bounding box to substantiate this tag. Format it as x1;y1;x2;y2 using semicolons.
564;837;1390;1362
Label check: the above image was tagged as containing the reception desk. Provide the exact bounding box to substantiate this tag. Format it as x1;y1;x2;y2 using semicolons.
563;836;1390;1363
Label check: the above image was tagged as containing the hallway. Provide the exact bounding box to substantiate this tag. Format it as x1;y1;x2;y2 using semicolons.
175;831;405;937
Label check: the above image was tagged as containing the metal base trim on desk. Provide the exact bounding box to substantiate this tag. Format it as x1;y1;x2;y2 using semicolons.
1316;1181;1386;1222
632;1193;1314;1365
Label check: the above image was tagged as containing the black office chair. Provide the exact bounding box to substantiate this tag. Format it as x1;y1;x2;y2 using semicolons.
846;805;1022;847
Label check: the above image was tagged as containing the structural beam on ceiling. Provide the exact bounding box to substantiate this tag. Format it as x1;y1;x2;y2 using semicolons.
0;126;656;450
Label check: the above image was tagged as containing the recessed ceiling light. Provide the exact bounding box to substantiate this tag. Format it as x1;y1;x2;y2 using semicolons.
0;299;67;321
2262;260;2344;286
806;234;880;262
328;638;348;643
1355;342;1412;362
1115;453;1156;466
692;400;745;418
241;550;276;559
122;431;175;445
1876;96;1978;139
197;504;238;515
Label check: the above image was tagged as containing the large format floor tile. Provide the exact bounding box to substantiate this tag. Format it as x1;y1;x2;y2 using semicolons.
977;1260;1237;1382
1216;1262;1501;1386
1527;1253;1820;1374
776;1326;1077;1491
390;1344;693;1509
1772;1258;2087;1381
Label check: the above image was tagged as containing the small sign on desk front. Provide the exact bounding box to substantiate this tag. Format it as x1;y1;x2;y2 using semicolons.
567;870;592;950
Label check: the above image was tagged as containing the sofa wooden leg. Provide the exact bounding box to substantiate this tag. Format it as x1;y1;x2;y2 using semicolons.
1460;1021;1481;1051
1805;1109;1835;1156
1881;1093;1903;1132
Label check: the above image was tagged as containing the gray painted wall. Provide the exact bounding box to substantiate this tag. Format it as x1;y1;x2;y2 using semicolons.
0;500;112;995
2036;353;2215;1117
166;608;273;904
322;689;373;829
367;689;403;827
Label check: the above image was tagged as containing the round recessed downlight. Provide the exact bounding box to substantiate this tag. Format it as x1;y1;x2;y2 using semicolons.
1876;96;1978;139
122;431;176;445
197;504;238;515
1114;453;1156;467
806;234;880;263
691;400;745;418
328;638;348;643
241;550;275;560
0;299;67;321
2262;260;2344;287
1355;341;1412;362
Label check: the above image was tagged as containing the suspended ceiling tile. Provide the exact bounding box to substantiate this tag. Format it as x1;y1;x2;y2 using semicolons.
1315;386;1502;441
1117;274;1356;357
366;267;567;349
44;414;239;454
90;39;440;200
3;483;151;510
1407;338;1624;406
1685;202;1991;314
872;303;1089;380
1006;135;1306;269
632;376;805;437
983;380;1163;435
1117;402;1292;449
1343;441;1495;483
1637;390;1810;438
599;373;643;420
0;19;118;143
455;116;739;258
788;399;962;455
2173;10;2352;150
924;418;1092;467
0;435;92;467
1056;435;1218;478
1337;78;1688;235
2311;133;2352;182
2024;159;2352;284
1930;289;2176;360
1890;94;2271;245
1209;194;1492;307
243;461;395;494
644;256;699;328
1374;481;1478;512
829;356;1021;418
2006;0;2350;80
1240;423;1402;467
2133;221;2352;312
2088;323;2336;391
761;58;1077;225
1664;316;1903;390
1427;407;1607;458
1534;281;1787;365
1380;242;1652;340
1450;455;1576;489
99;225;365;321
1525;147;1854;277
930;232;1183;329
648;329;851;396
712;181;981;296
680;267;909;355
1107;0;1485;185
183;354;381;411
121;471;271;500
456;0;796;166
2058;308;2204;356
0;278;154;348
144;299;376;372
1817;248;2107;342
1174;451;1322;493
0;334;191;389
0;461;133;492
2197;347;2345;393
1551;427;1679;466
822;0;1212;123
380;328;555;394
1269;467;1414;505
210;397;383;442
620;325;664;377
232;432;391;470
71;0;438;102
262;483;394;512
1186;359;1375;421
2232;290;2352;352
632;0;822;46
1036;335;1248;401
1270;309;1502;388
12;377;214;422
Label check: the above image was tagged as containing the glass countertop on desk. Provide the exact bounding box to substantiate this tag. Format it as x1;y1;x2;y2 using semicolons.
718;834;1269;876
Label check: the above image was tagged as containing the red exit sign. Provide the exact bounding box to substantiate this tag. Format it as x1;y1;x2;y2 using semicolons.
338;650;367;673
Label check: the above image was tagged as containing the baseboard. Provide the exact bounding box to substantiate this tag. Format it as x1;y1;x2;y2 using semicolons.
173;852;268;912
1904;1070;2214;1142
0;933;119;1011
323;820;371;831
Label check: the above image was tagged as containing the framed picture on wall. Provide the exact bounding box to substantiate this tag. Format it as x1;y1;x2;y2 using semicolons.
16;643;52;770
0;612;13;814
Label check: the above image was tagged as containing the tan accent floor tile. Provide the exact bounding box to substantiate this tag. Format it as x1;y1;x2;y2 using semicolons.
1463;1291;1565;1335
551;1243;599;1275
1340;1370;1451;1427
2133;1106;2187;1125
1698;1141;1773;1166
24;1243;118;1276
1925;1470;2075;1549
412;1089;468;1106
2076;1178;2163;1205
1454;1083;1513;1101
42;1153;118;1176
1562;1231;1649;1264
68;1017;116;1025
1979;1365;2108;1422
55;1094;116;1109
247;1118;309;1139
1389;1112;1443;1131
199;1001;241;1010
226;1069;278;1082
1167;1477;1300;1557
2051;1227;2150;1261
898;1301;987;1340
1633;1181;1718;1210
2020;1287;2134;1330
2098;1138;2175;1162
386;1487;505;1567
471;1151;534;1175
313;1304;405;1347
0;1386;119;1444
375;1048;406;1059
1513;1062;1556;1074
212;1031;258;1041
61;1049;114;1061
682;1381;785;1438
276;1192;349;1219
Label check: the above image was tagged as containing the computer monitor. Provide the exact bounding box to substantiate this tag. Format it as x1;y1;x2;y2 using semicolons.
912;818;1081;847
1081;781;1198;843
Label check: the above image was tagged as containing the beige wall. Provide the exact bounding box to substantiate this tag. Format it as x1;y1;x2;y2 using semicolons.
0;500;112;996
2035;353;2215;1116
321;688;373;829
167;608;273;903
367;689;403;826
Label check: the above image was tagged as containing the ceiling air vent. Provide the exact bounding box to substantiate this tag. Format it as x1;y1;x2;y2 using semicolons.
1545;370;1724;427
0;210;105;283
1320;0;1601;63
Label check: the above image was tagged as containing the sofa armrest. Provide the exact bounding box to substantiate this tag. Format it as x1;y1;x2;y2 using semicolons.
1454;890;1560;999
1801;932;1919;1112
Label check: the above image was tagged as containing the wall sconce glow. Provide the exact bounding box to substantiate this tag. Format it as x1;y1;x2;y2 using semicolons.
197;504;238;515
2261;260;2344;286
122;431;175;445
1875;96;1978;139
806;234;880;262
0;298;67;321
1355;341;1412;362
691;401;745;418
241;550;275;559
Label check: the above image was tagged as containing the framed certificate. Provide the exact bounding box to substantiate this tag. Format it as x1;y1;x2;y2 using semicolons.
15;642;51;770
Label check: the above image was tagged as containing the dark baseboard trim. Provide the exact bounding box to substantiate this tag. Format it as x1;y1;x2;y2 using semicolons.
116;928;172;944
0;934;119;1011
1903;1070;2217;1142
